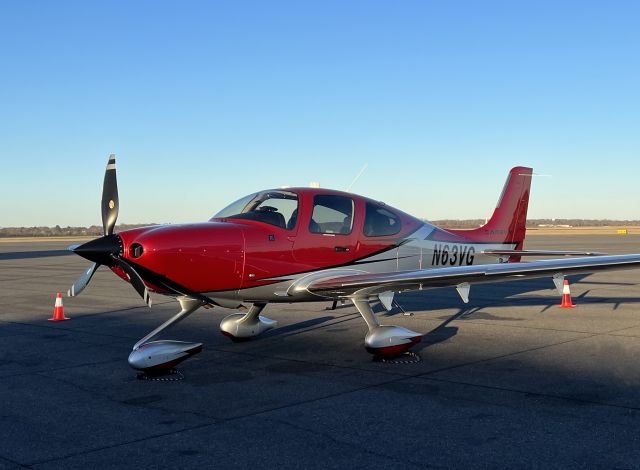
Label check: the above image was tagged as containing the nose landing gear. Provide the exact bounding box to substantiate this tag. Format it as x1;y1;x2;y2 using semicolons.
128;297;205;373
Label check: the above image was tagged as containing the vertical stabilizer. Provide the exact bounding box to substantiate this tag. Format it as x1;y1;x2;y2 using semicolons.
449;166;533;255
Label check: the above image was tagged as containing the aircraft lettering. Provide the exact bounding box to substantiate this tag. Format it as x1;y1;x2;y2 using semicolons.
431;244;475;266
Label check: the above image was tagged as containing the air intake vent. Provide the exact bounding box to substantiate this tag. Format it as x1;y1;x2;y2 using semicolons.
130;243;144;258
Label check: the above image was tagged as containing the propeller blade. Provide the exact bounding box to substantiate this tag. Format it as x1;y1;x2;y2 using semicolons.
67;263;99;297
101;154;119;236
113;256;152;307
124;258;217;307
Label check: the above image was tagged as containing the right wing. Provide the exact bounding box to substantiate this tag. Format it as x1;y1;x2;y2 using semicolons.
304;254;640;299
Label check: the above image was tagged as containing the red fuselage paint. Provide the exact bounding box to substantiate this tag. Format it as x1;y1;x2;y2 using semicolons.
115;188;422;294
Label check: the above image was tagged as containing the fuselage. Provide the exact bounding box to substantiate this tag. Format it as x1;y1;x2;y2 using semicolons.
114;187;516;304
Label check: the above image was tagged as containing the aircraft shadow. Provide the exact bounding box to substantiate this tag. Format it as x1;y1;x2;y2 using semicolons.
377;274;640;353
0;250;73;261
260;316;337;339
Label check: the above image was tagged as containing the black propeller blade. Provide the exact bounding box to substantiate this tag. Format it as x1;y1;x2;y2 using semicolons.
123;258;217;307
112;256;152;307
101;154;119;237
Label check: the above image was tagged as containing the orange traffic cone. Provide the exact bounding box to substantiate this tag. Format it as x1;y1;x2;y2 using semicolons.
49;293;70;321
558;280;576;309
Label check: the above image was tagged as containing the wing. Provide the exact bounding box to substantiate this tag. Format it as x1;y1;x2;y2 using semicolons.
305;254;640;298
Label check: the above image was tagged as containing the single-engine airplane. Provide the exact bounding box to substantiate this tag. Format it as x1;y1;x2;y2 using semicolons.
68;155;640;373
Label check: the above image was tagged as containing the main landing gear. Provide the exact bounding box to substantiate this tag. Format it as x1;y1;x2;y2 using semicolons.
219;302;278;340
352;298;422;357
217;299;421;358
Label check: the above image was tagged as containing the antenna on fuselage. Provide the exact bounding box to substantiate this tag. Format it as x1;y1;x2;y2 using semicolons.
346;163;369;192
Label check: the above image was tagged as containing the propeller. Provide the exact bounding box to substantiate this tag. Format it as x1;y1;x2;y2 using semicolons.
68;155;216;308
67;155;152;307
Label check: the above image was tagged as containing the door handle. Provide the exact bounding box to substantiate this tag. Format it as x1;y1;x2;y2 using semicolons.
335;246;350;252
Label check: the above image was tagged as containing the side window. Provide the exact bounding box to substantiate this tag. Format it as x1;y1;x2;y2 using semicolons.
364;203;401;237
309;195;354;234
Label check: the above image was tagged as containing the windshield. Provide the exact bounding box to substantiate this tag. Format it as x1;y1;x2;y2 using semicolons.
214;192;259;219
212;190;299;230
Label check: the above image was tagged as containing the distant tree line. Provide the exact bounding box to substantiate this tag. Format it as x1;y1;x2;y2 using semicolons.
431;219;640;229
0;224;157;238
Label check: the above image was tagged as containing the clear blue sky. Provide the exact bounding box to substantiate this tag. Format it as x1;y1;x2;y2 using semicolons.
1;1;639;226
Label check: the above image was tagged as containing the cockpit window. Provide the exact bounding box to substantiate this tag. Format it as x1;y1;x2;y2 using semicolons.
212;190;299;230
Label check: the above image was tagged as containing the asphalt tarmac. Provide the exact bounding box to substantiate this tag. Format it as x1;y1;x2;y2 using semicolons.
1;234;640;469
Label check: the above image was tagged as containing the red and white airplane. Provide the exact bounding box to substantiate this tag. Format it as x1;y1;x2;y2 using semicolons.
68;155;640;373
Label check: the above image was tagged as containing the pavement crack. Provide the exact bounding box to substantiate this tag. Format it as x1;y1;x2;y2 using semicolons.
0;357;125;379
416;318;640;379
422;375;640;413
417;332;600;377
0;454;32;469
261;416;442;469
24;422;217;467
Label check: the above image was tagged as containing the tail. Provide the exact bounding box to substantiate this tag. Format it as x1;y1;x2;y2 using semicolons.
449;166;533;251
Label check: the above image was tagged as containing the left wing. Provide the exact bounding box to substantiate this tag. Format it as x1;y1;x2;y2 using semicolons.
305;254;640;298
